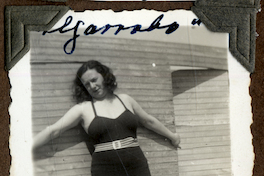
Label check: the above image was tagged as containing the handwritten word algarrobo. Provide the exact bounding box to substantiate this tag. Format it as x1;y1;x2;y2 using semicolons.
42;14;180;55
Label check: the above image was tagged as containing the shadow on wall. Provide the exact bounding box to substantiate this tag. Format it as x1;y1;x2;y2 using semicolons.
33;124;95;160
137;126;178;151
171;69;227;96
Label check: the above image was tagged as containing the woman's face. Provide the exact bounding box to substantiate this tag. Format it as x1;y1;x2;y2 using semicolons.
81;68;108;100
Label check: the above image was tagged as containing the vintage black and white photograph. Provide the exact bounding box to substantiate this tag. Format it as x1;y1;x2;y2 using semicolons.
9;10;253;176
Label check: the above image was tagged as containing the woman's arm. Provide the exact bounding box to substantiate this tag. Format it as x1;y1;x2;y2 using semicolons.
126;95;180;148
32;104;83;150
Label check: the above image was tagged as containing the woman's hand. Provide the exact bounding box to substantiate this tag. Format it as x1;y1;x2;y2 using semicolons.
170;133;181;149
123;94;181;149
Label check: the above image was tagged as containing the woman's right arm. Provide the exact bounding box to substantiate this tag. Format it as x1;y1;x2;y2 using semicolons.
32;104;83;150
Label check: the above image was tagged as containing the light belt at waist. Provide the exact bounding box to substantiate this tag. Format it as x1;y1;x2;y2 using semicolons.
94;137;139;153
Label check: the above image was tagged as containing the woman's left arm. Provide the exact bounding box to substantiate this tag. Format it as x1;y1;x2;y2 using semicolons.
127;95;181;148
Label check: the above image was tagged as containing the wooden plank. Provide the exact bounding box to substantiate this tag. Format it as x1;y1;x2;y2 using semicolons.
32;107;173;119
173;97;229;104
172;70;228;77
173;92;229;99
146;155;178;164
29;62;170;75
179;157;230;167
32;102;74;111
171;73;228;80
178;151;231;162
179;168;231;176
31;33;227;71
175;119;229;126
176;124;229;132
31;63;81;69
35;167;91;176
32;116;174;132
173;103;228;110
31;55;227;70
31;32;226;53
31;54;227;70
31;88;171;98
34;136;87;147
174;108;230;115
31;73;172;85
178;129;230;138
35;161;91;172
32;97;74;104
31;90;172;104
178;150;231;162
31;75;75;84
32;122;174;134
179;162;231;172
175;112;229;118
31;45;227;63
34;145;90;158
172;80;229;87
139;144;176;152
31;89;72;97
32;82;172;90
32;118;174;131
31;36;226;59
178;146;230;155
149;162;178;170
32;109;71;118
143;150;178;158
150;168;179;176
32;109;173;121
179;140;230;149
34;154;91;166
35;147;90;157
32;122;174;133
180;136;230;145
32;115;173;131
172;79;228;86
31;92;173;103
32;101;173;111
175;115;229;122
31;60;171;72
180;129;231;136
173;86;229;93
31;67;172;78
176;119;229;126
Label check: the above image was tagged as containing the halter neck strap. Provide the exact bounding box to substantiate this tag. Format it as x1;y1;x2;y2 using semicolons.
91;94;127;117
91;100;97;116
115;94;128;110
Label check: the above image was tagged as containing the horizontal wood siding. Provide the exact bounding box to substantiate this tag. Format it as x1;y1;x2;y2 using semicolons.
30;32;227;70
172;70;231;176
31;32;228;176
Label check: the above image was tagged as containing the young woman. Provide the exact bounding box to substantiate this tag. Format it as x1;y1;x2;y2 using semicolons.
33;60;180;176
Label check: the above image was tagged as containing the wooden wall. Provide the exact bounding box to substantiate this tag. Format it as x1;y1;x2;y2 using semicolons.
30;32;229;176
172;70;231;176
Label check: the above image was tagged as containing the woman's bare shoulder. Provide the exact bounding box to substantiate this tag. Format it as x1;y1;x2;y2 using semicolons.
116;94;137;106
117;93;133;101
75;101;95;120
69;101;92;114
77;101;93;109
78;101;92;106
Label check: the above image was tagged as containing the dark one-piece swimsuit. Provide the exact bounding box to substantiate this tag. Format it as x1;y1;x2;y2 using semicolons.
88;95;151;176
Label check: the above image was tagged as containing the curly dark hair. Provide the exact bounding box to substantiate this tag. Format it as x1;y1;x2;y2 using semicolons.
73;60;117;103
